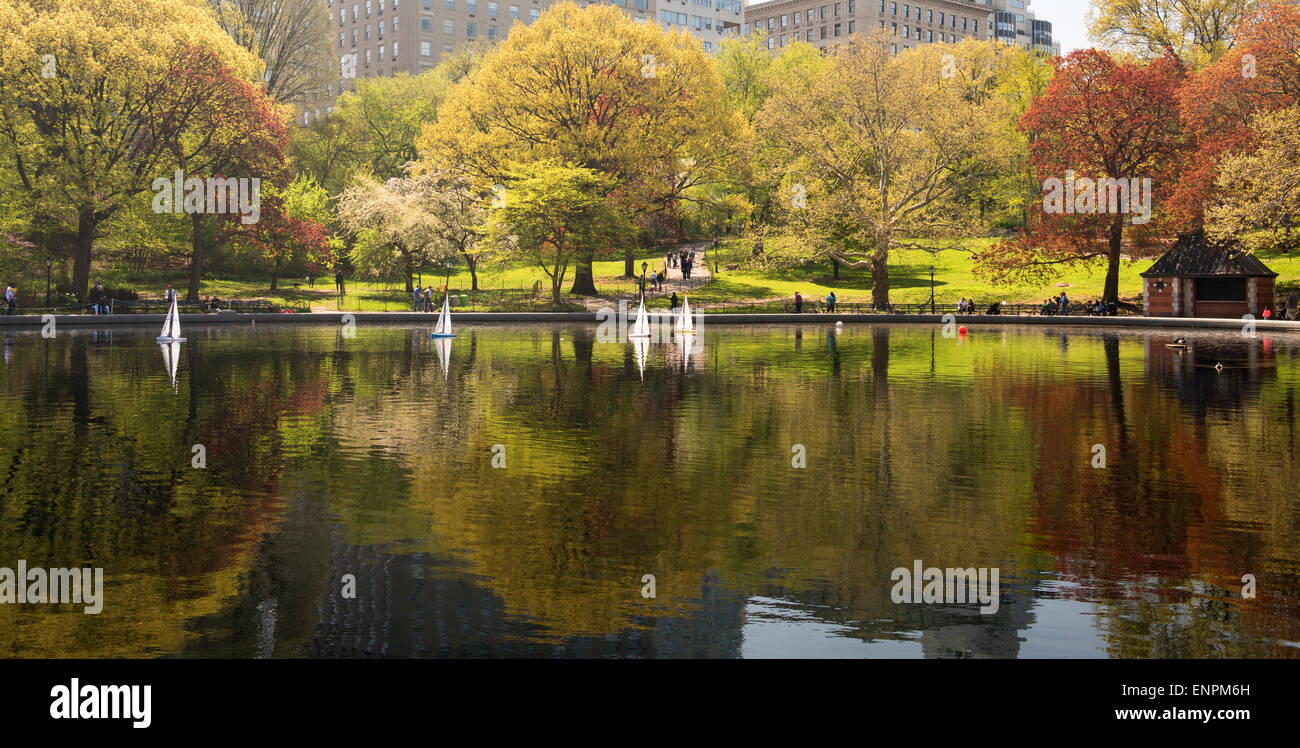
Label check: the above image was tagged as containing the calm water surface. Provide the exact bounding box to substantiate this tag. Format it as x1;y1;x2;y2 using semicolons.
1;322;1298;658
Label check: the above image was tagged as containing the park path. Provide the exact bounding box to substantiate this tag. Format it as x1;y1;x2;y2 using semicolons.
579;240;714;310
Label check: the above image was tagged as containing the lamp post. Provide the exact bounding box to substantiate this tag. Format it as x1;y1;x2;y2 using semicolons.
641;261;648;297
45;256;53;308
929;264;936;315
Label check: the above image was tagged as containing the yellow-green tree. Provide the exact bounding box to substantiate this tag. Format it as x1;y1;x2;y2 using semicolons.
1087;0;1257;66
1207;105;1300;251
417;2;748;295
756;33;1014;309
0;0;261;300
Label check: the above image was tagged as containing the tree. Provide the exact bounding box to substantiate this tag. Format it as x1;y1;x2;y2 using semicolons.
484;161;628;304
229;174;333;291
420;169;495;291
155;48;289;300
975;49;1191;305
1172;0;1300;230
207;0;335;105
336;174;455;292
0;0;260;300
419;2;747;295
1205;106;1300;250
756;34;1014;308
1087;0;1258;66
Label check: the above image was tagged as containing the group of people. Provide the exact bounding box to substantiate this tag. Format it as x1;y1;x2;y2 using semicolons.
665;247;698;280
790;291;836;313
412;284;442;312
1037;292;1070;316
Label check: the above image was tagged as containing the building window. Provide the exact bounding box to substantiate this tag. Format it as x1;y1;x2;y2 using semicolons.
509;4;518;19
421;41;432;56
422;15;432;30
488;1;498;17
467;0;476;13
467;21;476;37
444;18;453;33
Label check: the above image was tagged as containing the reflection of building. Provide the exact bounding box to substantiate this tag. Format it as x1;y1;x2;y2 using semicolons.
1142;231;1279;318
296;538;746;657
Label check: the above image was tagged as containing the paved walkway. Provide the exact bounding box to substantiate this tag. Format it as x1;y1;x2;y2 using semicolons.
580;241;714;311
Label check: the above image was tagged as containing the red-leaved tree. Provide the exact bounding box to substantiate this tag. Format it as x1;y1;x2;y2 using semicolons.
976;49;1191;305
1170;0;1300;228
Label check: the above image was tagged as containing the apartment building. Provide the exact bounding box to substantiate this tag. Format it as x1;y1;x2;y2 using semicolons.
742;0;1056;55
655;0;744;53
302;0;743;124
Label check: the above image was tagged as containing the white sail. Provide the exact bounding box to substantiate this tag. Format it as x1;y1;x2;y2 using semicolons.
170;296;182;339
157;295;186;343
675;295;695;333
629;296;651;338
159;298;173;339
432;295;455;337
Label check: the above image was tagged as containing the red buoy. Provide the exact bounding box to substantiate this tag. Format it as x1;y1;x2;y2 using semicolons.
958;326;967;335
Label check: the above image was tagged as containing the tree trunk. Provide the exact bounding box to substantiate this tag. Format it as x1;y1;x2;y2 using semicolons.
463;253;479;291
1103;215;1123;305
404;251;414;293
188;213;205;302
870;235;890;310
72;211;95;302
570;249;597;296
623;247;634;278
832;256;839;280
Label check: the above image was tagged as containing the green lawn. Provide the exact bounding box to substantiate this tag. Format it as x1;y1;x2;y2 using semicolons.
82;237;1300;312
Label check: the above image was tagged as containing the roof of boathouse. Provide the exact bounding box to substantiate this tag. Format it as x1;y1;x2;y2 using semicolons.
1141;231;1278;278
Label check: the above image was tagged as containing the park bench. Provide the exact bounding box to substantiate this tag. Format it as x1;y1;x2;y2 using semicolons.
111;299;206;314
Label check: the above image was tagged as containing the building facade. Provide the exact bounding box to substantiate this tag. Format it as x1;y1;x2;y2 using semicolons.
303;0;742;125
742;0;1057;55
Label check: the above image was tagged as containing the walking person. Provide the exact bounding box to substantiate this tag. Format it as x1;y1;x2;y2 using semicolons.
1288;290;1299;321
335;270;346;298
164;284;178;306
425;287;434;312
4;283;15;315
414;283;423;312
670;292;679;311
794;291;803;314
1058;291;1069;315
826;291;836;313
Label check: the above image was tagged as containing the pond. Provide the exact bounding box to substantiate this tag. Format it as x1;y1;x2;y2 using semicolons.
1;322;1297;658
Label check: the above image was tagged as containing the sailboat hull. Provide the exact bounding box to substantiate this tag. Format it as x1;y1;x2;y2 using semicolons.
430;333;457;338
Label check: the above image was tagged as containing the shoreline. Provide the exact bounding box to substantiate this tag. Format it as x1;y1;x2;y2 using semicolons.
1;310;1299;333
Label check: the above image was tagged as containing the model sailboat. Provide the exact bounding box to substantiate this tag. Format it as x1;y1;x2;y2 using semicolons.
431;295;456;338
156;295;186;343
629;295;651;338
675;294;695;333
